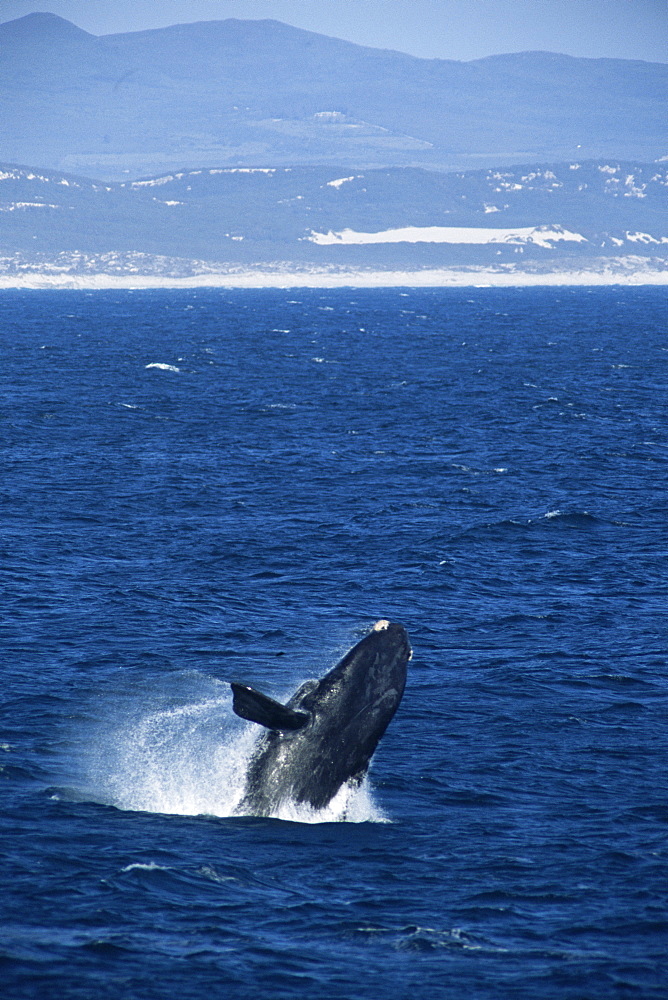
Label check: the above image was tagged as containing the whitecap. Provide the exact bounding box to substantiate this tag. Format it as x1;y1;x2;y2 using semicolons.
121;862;171;873
197;865;239;885
145;362;181;372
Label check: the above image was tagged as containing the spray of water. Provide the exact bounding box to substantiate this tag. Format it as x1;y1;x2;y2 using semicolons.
77;678;386;824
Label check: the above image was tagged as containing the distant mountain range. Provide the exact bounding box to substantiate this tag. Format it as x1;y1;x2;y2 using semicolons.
2;13;666;284
1;13;666;180
1;160;666;277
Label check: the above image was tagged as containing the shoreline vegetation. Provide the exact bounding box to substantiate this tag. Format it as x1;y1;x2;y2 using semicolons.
1;266;666;290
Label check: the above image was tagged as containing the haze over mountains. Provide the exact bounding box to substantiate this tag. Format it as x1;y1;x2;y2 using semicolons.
2;13;666;179
1;12;666;283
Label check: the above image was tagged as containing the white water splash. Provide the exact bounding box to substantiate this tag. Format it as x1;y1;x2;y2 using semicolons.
79;684;385;824
95;696;252;817
243;777;388;825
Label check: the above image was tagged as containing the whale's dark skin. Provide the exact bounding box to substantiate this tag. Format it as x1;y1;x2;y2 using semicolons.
231;620;411;816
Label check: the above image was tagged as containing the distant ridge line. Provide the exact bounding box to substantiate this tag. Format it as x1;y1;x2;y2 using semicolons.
1;14;664;180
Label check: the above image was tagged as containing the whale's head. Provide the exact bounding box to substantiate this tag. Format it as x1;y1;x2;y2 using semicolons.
297;620;411;729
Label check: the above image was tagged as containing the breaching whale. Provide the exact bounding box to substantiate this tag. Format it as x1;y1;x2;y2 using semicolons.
230;620;411;816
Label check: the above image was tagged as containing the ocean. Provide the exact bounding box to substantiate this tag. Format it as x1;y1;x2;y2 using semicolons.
1;286;666;998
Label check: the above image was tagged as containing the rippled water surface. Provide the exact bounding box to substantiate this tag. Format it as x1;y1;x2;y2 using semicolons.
2;287;667;998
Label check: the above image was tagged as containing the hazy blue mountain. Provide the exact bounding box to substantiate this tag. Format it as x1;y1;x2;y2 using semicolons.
1;160;666;273
1;13;666;180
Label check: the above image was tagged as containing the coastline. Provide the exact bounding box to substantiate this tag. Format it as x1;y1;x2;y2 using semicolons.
1;265;667;290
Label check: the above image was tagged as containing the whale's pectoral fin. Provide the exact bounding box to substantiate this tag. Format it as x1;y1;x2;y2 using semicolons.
231;682;310;731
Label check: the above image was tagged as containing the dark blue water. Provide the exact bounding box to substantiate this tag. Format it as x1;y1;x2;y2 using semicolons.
2;287;667;998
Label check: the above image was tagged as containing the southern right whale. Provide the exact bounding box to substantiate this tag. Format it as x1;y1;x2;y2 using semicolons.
231;620;411;816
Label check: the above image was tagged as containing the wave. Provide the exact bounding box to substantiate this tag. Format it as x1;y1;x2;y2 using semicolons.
540;509;603;527
457;508;606;541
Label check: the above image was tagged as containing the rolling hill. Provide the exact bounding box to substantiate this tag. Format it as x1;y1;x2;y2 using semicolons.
1;159;666;279
1;13;666;180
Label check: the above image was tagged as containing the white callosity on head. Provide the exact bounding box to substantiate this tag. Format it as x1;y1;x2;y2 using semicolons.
372;618;412;658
